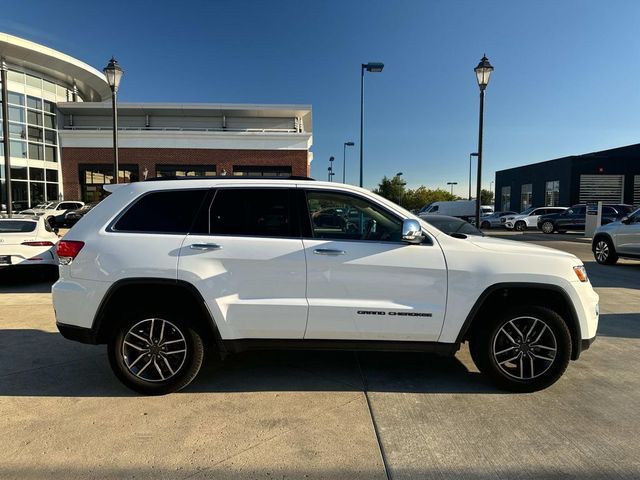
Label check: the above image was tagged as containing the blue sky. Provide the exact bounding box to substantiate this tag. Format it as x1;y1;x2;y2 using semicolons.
3;0;640;194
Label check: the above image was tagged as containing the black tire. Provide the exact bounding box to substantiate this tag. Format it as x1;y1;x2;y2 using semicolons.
593;236;618;265
480;221;491;229
514;221;527;232
108;310;204;395
540;221;555;234
469;305;571;392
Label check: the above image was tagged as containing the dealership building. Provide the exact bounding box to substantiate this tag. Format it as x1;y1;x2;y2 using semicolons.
0;32;312;208
495;144;640;212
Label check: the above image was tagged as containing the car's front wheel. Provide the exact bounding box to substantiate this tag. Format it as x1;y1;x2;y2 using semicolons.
515;221;527;231
480;221;491;229
540;221;555;234
593;237;618;265
108;313;204;395
469;306;571;392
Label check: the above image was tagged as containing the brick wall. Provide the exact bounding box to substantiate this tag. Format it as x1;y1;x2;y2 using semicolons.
61;147;310;200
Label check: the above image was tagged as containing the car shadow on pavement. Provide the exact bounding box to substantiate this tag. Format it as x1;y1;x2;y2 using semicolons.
598;313;640;339
0;270;57;292
0;329;502;397
583;261;640;289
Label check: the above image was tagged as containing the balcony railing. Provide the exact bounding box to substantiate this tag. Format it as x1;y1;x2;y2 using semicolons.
63;126;301;133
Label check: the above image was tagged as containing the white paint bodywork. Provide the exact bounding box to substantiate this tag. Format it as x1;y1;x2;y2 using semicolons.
504;207;567;230
0;216;59;267
52;179;599;346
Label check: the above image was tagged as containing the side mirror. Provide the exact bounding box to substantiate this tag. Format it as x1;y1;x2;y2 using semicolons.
402;219;424;244
621;216;630;225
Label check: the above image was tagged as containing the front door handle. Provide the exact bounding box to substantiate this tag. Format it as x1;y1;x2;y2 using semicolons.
190;243;222;251
314;248;346;256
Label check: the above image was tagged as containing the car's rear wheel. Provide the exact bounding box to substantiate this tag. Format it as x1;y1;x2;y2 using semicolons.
593;237;618;265
515;221;527;231
541;221;555;234
108;313;204;395
480;221;491;229
469;305;571;392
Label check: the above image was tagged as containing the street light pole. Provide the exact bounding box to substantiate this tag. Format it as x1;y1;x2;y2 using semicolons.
473;55;494;228
395;172;404;205
328;156;335;182
469;152;478;200
359;62;384;188
447;182;458;196
343;141;354;184
103;57;124;184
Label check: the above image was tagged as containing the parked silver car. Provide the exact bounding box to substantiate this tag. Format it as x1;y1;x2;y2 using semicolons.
592;207;640;264
479;211;518;229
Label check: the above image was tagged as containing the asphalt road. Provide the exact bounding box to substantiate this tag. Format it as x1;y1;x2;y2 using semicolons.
0;231;638;479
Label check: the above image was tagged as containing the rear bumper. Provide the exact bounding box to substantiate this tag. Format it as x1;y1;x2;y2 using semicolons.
56;322;98;344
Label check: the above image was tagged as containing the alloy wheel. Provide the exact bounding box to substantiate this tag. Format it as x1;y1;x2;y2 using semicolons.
541;222;554;234
122;318;187;382
492;316;557;380
595;241;609;263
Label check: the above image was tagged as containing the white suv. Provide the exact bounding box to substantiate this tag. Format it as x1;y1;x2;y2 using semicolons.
52;178;599;395
504;207;568;231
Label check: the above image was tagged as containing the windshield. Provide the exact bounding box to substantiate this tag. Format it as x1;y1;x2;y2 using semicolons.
0;220;37;233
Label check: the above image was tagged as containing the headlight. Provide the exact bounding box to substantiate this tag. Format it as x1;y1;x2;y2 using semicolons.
573;265;588;282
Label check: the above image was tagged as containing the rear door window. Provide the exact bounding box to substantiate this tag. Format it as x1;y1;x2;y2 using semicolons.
209;188;293;238
113;190;208;233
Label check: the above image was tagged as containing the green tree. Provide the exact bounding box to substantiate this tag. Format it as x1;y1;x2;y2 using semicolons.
372;176;406;205
480;189;493;205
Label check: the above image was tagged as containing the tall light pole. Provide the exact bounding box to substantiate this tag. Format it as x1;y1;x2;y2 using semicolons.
469;152;478;200
328;156;335;182
473;55;494;228
447;181;458;196
343;141;354;183
359;62;384;188
395;171;405;205
103;57;124;184
489;180;495;204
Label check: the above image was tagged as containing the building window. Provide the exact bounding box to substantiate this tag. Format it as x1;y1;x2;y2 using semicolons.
79;164;138;203
520;184;532;211
545;180;560;206
501;186;511;211
155;164;216;178
232;165;292;177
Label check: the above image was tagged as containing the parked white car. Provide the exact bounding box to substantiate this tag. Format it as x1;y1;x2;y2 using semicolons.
0;216;59;269
20;201;84;223
592;207;640;264
504;207;568;231
53;178;599;395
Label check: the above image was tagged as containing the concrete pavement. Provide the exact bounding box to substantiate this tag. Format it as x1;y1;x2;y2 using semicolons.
0;233;638;479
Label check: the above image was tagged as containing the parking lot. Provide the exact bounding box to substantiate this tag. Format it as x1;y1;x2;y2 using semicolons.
1;231;639;480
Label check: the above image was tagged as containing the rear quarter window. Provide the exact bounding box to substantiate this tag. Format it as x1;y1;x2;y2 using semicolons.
113;189;208;234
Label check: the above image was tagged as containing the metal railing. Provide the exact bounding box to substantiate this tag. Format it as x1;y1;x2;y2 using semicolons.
63;126;301;133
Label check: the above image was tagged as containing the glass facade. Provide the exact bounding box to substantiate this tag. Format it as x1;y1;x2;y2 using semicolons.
1;67;76;209
79;164;138;203
501;186;511;211
232;165;292;177
520;184;532;211
545;180;560;206
156;164;217;178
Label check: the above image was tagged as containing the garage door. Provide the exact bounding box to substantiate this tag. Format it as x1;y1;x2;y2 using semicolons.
635;175;640;206
579;175;624;204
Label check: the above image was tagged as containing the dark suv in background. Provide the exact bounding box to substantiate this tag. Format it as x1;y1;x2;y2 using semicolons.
538;204;634;234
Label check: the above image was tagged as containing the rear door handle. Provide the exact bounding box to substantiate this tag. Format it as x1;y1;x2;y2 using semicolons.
190;243;222;251
313;248;346;256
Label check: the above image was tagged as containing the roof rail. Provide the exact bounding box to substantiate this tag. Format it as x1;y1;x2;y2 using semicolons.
145;175;315;182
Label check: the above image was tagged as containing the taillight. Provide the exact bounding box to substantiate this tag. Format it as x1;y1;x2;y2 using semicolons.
56;240;85;265
21;241;55;247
